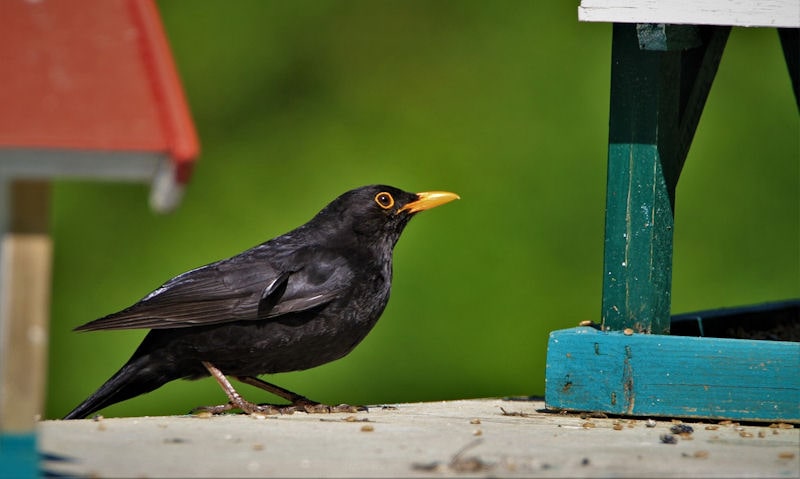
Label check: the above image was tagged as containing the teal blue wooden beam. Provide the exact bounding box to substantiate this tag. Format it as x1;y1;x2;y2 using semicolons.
0;433;38;479
544;327;800;423
602;24;730;333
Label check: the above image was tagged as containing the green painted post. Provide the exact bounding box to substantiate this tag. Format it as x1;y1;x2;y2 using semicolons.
601;24;729;333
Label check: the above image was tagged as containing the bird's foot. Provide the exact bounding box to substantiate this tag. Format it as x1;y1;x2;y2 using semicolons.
231;376;367;414
291;398;368;414
191;400;283;416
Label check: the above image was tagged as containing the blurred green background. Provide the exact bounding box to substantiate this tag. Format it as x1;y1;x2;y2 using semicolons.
45;1;798;419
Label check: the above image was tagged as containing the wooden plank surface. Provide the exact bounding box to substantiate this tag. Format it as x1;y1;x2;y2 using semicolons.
578;0;800;28
545;327;800;422
40;399;800;478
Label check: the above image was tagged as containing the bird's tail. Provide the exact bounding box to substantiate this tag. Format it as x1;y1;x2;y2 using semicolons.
63;353;178;420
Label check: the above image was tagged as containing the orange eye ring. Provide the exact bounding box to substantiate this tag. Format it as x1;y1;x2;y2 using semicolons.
374;192;395;209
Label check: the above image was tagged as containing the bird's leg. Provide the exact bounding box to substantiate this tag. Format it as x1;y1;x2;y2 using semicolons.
236;375;367;414
235;376;310;403
193;362;281;416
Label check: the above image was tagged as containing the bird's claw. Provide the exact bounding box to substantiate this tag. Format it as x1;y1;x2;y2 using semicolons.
191;400;283;416
192;399;367;416
297;401;367;414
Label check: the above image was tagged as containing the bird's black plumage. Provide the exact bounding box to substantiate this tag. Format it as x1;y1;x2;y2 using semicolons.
63;185;458;419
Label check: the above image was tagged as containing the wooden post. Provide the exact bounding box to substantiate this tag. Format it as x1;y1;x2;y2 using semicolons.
0;180;52;432
601;24;729;333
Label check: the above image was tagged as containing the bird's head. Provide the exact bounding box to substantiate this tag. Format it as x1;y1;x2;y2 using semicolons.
310;185;459;249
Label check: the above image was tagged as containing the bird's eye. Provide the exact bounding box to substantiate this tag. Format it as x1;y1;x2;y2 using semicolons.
374;192;395;210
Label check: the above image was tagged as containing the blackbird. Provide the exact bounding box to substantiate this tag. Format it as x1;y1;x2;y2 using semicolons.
63;185;458;419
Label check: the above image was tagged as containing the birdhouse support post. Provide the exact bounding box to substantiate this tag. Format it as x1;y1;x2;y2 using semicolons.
0;179;52;477
0;180;51;429
601;23;730;334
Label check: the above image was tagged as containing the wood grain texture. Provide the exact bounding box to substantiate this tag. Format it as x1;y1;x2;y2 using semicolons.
578;0;800;28
545;327;800;422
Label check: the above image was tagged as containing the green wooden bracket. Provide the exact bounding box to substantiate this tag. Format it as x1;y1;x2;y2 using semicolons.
544;327;800;423
601;24;730;333
778;28;799;110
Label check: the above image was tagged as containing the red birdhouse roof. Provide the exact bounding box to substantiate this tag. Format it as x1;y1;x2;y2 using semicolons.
0;0;199;212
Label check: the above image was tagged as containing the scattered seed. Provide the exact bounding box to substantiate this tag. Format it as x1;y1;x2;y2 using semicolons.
582;422;596;429
473;429;482;436
252;443;264;451
660;434;677;444
718;420;733;426
758;431;766;438
770;423;794;429
499;407;532;417
705;425;719;430
320;416;370;423
163;437;188;444
670;424;694;435
194;411;213;419
778;452;796;460
694;450;709;459
739;431;754;438
470;418;481;425
613;423;624;431
361;425;374;432
451;456;491;473
411;462;444;472
623;328;633;335
646;419;657;428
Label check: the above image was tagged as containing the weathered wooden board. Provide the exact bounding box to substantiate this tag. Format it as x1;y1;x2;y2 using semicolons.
578;0;800;28
39;399;800;478
545;327;800;422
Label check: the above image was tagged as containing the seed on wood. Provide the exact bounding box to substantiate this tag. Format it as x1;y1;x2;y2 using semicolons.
660;434;677;445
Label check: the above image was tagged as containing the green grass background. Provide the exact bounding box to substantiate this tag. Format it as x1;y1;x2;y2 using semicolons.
46;1;799;419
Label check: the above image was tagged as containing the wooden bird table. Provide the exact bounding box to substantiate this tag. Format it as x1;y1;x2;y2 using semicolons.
0;1;198;476
545;0;800;423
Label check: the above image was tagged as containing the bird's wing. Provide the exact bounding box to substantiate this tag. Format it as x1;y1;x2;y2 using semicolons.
74;246;349;331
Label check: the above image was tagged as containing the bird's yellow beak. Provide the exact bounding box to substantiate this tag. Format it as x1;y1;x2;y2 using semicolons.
398;191;460;214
